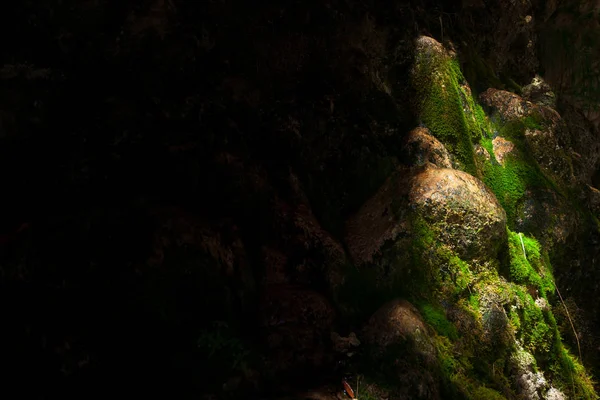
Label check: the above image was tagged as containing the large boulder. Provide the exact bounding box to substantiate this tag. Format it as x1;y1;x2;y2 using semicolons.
346;165;506;265
410;166;507;261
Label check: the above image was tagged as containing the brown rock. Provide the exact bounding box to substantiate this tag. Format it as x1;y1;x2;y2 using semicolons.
524;126;574;187
492;136;517;165
516;188;579;249
402;127;453;169
415;35;454;60
522;75;556;108
587;185;600;216
480;88;533;120
409;167;507;261
346;166;507;264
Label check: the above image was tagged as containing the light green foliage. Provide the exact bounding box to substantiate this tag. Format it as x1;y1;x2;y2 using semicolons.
468;293;480;313
470;386;507;400
504;233;556;354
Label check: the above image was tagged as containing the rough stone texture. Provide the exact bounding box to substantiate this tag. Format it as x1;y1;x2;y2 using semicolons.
460;0;538;83
346;166;506;265
587;185;600;217
516;370;547;400
524;125;574;188
480;88;536;121
330;331;360;355
492;136;517;165
561;103;600;186
478;284;513;348
415;35;454;61
3;0;600;397
546;387;567;400
510;348;549;400
362;299;433;353
409;167;507;261
402;127;453;169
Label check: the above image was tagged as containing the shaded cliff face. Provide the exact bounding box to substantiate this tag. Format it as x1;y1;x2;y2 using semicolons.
1;1;600;399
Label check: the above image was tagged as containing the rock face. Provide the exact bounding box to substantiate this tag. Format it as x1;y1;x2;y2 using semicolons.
516;188;579;248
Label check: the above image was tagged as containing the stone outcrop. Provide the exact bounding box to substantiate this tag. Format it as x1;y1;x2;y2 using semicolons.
346;165;506;265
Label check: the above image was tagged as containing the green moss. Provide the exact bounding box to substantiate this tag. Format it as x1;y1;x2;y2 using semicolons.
548;336;599;399
524;296;552;354
479;119;556;226
413;50;478;175
433;333;509;400
418;303;459;340
506;230;555;298
470;386;507;400
508;308;521;333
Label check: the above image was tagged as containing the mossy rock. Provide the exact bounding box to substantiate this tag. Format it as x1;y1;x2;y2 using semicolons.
411;36;479;176
479;88;575;191
409;166;507;261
